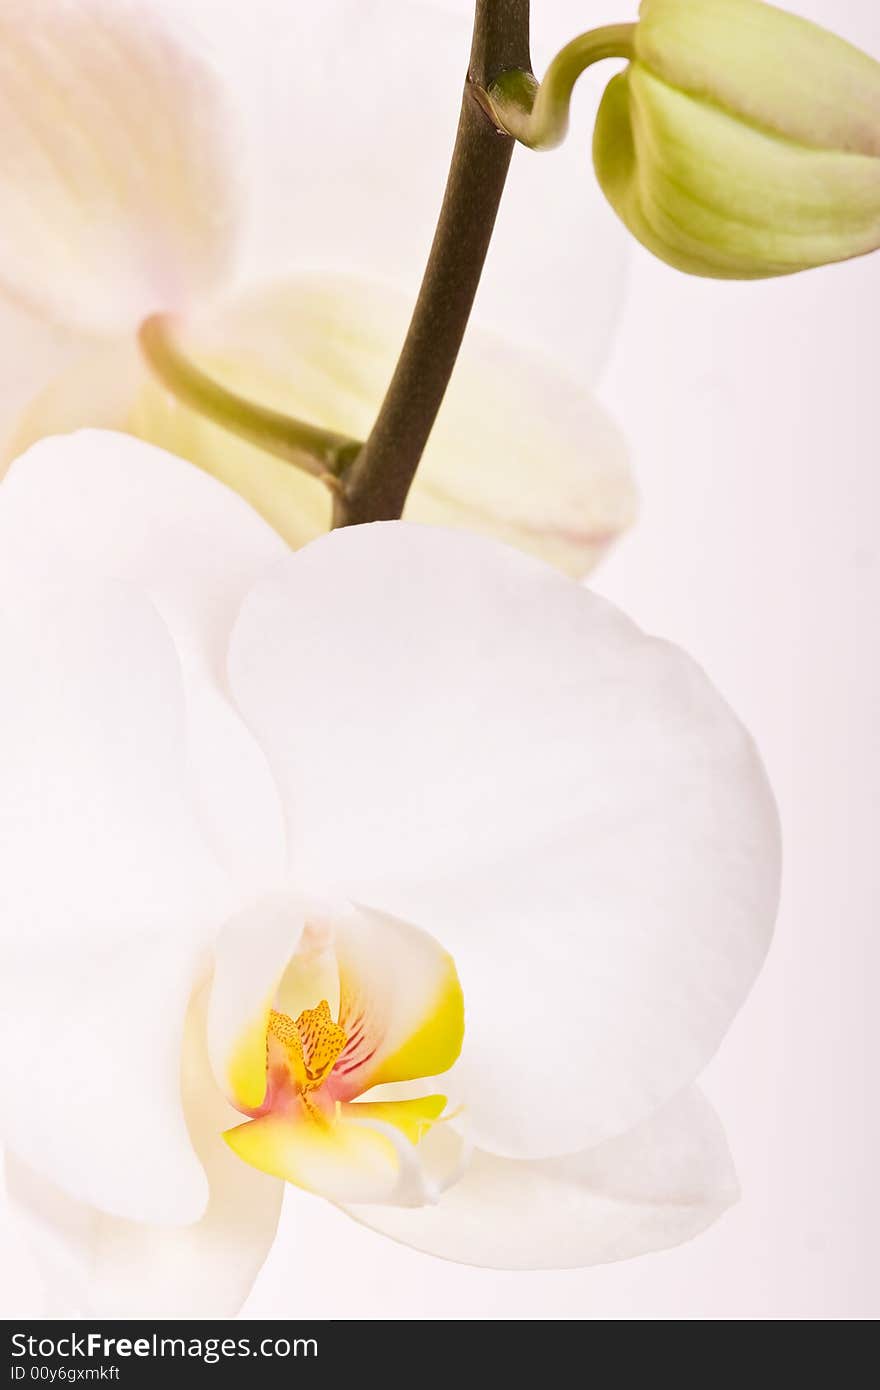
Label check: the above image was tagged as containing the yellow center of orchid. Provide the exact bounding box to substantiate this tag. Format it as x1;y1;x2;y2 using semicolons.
269;1002;346;1095
219;916;466;1207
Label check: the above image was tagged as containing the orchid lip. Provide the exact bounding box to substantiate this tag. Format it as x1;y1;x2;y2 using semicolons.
217;906;466;1207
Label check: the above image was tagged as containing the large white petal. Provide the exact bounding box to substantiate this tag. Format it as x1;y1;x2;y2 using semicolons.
0;435;288;1218
228;523;780;1159
0;431;284;651
0;584;219;1220
0;581;226;941
5;991;283;1317
0;432;288;893
344;1088;739;1269
0;0;241;334
207;896;308;1112
0;933;212;1225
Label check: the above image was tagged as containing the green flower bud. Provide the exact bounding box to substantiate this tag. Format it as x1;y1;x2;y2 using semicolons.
593;0;880;278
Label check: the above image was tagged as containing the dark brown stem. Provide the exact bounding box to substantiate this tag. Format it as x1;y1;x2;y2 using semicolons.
334;0;532;526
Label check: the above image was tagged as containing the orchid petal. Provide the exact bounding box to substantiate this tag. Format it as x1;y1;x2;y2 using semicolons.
0;581;219;1220
0;301;81;476
0;581;226;942
207;900;462;1113
0;433;291;1219
228;523;780;1160
208;897;307;1112
0;431;288;895
0;0;241;334
8;274;635;577
2;341;142;472
330;907;464;1101
5;991;283;1317
276;924;341;1026
347;1096;448;1146
224;1100;446;1208
345;1088;738;1268
0;932;209;1224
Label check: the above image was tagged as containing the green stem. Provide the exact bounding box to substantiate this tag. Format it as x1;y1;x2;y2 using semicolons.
485;23;637;151
138;315;361;490
334;0;532;527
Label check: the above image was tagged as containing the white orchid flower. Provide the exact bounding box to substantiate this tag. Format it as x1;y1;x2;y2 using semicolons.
0;431;779;1317
0;0;635;576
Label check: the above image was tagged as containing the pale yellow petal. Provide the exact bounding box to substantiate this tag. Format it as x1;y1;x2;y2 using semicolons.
223;1109;416;1206
347;1095;448;1146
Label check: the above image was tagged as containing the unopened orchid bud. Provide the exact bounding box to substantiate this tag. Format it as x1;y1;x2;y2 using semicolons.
593;0;880;278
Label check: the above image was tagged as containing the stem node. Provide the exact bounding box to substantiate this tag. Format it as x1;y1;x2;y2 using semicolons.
486;23;637;152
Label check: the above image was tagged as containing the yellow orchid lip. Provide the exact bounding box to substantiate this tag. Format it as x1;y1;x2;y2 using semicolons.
219;909;465;1206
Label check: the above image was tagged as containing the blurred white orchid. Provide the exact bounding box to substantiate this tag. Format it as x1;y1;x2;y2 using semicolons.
0;431;779;1317
0;0;635;575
